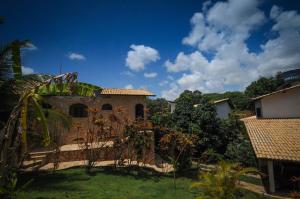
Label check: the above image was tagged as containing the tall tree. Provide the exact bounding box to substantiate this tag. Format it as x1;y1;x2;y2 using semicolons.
172;90;202;131
245;76;284;98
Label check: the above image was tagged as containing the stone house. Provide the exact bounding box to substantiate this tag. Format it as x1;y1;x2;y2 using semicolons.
42;88;155;145
242;84;300;193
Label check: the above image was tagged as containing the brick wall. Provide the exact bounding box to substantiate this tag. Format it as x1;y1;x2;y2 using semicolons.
43;95;147;144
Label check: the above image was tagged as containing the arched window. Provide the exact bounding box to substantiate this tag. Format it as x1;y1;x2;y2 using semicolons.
135;104;144;120
42;103;52;118
102;104;112;111
42;103;52;109
69;104;88;117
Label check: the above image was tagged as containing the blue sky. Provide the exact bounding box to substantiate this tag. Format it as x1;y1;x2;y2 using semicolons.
1;0;300;99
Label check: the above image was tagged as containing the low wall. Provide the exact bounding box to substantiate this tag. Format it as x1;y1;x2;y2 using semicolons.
45;145;155;165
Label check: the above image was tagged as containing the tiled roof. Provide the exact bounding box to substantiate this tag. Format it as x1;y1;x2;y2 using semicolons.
100;88;155;96
242;116;300;162
213;98;234;108
252;84;300;101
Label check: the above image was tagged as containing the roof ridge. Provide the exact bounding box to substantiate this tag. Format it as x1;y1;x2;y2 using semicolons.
252;84;300;100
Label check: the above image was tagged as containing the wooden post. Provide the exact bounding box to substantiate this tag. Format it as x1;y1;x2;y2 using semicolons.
267;160;275;193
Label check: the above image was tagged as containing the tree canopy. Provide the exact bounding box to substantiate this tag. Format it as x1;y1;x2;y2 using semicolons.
245;75;284;98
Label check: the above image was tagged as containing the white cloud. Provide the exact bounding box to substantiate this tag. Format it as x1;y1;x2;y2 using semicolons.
68;53;86;60
162;0;300;100
125;84;133;89
144;72;157;78
22;66;34;75
126;44;160;71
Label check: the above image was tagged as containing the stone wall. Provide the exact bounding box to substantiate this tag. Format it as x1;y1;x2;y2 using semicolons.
45;131;155;165
43;95;147;144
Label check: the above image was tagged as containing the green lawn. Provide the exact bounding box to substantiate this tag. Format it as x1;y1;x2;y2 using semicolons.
17;167;269;199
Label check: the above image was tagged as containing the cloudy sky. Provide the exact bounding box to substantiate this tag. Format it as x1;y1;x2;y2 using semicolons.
1;0;300;100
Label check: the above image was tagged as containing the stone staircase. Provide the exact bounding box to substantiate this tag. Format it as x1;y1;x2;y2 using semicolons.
21;151;50;171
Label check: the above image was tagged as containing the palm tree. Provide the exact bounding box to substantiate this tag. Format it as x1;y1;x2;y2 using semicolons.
190;161;260;199
0;72;99;193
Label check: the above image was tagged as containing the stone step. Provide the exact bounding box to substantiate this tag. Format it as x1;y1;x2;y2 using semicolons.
29;154;47;160
29;150;54;156
21;160;43;169
23;163;43;171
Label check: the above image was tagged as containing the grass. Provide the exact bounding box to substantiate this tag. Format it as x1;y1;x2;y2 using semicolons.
16;167;270;199
240;175;263;186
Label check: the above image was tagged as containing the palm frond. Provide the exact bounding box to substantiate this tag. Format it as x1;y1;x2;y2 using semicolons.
31;95;50;146
46;109;72;130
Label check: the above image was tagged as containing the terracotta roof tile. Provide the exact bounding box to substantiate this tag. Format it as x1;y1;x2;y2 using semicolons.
100;88;155;96
242;116;300;162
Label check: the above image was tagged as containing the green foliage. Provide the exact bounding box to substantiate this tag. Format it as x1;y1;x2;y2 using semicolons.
146;98;172;127
160;131;196;171
245;75;284;98
225;133;257;167
15;167;271;199
191;161;260;199
172;90;203;131
124;123;153;162
200;149;224;164
191;99;221;153
203;91;251;110
0;172;33;199
37;81;101;97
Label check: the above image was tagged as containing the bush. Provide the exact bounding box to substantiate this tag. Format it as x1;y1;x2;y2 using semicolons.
200;148;224;164
225;133;257;167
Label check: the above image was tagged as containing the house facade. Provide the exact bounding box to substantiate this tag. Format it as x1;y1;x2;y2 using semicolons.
43;88;155;145
213;98;233;119
254;85;300;118
242;84;300;193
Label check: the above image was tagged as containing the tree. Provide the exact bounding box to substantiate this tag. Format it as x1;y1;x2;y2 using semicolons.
160;131;196;188
0;40;30;80
191;161;260;199
172;90;202;131
203;91;251;110
245;75;284;98
0;73;97;196
146;98;172;128
191;98;220;153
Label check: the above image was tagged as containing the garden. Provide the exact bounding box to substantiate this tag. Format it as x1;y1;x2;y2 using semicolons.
15;166;270;199
0;17;295;199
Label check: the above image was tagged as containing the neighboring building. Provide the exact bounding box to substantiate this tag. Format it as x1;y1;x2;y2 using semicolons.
242;84;300;193
169;98;233;119
213;98;234;119
281;68;300;83
43;88;155;144
253;84;300;118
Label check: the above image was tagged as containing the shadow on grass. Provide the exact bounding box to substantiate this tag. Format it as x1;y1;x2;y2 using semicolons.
89;165;163;182
18;169;90;192
18;165;166;191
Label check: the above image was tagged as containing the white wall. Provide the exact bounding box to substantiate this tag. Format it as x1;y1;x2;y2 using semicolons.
259;87;300;118
215;102;231;119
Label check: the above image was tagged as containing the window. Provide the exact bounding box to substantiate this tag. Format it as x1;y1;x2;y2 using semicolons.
42;103;52;109
256;108;262;118
102;104;112;111
135;104;144;120
69;104;88;117
42;103;52;118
